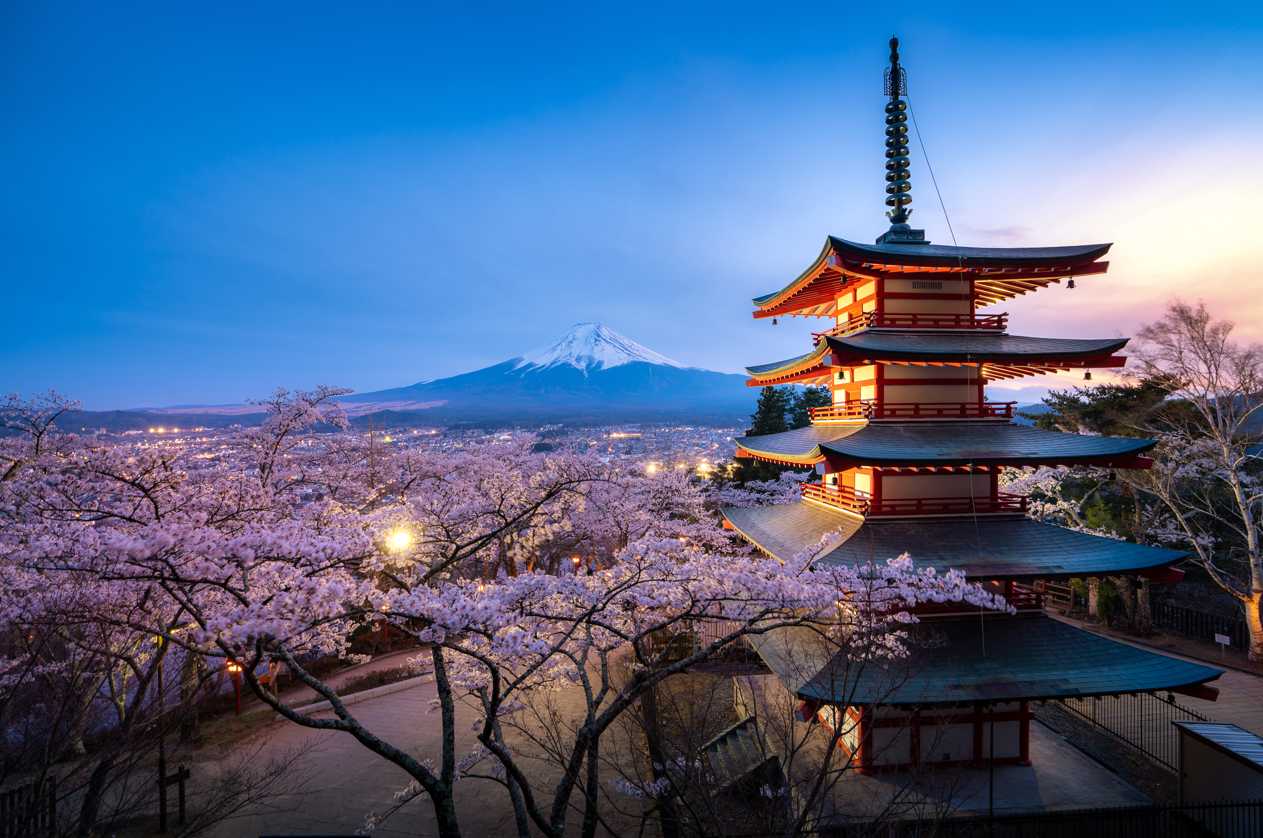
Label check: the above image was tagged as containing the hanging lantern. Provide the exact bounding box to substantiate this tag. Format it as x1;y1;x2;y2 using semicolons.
1067;279;1076;289
1084;371;1092;381
772;318;778;325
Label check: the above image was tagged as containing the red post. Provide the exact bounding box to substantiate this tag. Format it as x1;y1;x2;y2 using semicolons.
228;662;242;716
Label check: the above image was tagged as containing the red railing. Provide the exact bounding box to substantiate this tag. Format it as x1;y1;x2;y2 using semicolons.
800;483;1029;517
814;312;1008;342
808;401;1016;422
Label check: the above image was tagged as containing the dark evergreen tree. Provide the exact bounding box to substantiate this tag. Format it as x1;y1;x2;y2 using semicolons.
733;386;815;485
746;386;792;437
1021;376;1181;437
788;386;832;430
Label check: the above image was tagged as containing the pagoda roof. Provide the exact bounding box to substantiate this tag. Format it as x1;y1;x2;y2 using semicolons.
752;237;1112;318
745;333;1129;385
721;501;1188;579
824;333;1129;365
736;422;1155;467
826;237;1112;270
753;613;1221;706
746;342;834;386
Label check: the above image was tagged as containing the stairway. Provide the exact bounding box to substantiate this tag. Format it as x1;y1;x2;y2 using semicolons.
702;717;779;796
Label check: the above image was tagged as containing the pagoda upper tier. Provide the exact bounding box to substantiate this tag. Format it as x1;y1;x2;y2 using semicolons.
746;333;1129;388
753;236;1111;319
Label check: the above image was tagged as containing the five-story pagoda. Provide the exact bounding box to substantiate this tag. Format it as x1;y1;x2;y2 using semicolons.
721;38;1222;774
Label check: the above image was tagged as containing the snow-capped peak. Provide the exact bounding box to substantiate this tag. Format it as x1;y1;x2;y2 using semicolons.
511;323;692;372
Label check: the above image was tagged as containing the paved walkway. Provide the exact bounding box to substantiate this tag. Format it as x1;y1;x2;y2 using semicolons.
202;673;646;838
239;647;431;715
830;719;1148;819
198;662;1201;837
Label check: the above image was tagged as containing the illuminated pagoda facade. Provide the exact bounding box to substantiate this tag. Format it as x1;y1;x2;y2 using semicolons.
721;39;1222;774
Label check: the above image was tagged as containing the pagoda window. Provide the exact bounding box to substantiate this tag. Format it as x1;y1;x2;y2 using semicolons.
880;472;990;500
882;382;982;404
883;296;971;315
882;277;970;296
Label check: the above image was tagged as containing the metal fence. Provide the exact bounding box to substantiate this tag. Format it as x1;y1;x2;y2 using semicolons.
1056;690;1212;770
1154;601;1250;650
840;800;1263;838
0;779;56;838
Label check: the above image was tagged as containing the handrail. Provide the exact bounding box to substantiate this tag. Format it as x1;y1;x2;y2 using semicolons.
808;401;1016;421
814;312;1008;342
800;483;1029;517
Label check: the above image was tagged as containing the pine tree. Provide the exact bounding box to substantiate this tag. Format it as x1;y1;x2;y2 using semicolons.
735;386;814;485
788;385;832;430
747;386;791;437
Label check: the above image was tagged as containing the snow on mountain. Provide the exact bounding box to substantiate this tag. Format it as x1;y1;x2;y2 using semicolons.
510;323;692;372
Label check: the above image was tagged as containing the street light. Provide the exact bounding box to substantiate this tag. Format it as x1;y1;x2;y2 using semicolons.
390;530;412;551
227;662;242;716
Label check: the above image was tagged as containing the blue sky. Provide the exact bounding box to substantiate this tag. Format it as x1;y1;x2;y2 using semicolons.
3;2;1262;408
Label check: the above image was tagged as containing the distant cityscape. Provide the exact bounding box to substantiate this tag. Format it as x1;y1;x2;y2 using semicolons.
114;422;743;475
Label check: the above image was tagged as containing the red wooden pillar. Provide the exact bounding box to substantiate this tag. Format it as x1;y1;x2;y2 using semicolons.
909;710;921;768
1018;701;1033;765
972;704;985;767
854;708;871;775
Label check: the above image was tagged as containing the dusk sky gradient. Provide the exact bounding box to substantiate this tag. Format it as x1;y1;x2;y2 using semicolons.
4;2;1262;409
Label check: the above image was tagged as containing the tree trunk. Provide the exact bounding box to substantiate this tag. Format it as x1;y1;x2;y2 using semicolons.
1246;593;1263;663
77;754;113;838
1135;579;1153;634
640;682;681;838
1088;578;1102;622
1112;577;1136;630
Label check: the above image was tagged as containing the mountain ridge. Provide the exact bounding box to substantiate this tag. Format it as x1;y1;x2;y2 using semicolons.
337;323;755;424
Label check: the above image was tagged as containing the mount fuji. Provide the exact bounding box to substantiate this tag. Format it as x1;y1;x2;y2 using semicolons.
338;323;756;425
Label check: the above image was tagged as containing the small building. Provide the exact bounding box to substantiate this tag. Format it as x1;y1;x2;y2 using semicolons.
1176;722;1263;803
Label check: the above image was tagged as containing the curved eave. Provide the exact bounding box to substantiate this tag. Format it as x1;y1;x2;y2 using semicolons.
829;236;1113;268
825;334;1130;365
736;424;861;465
722;502;1188;580
767;614;1222;707
739;423;1157;469
745;343;833;386
751;237;1114;318
817;424;1156;468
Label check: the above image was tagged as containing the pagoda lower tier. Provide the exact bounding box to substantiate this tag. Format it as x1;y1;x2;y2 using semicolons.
746;613;1222;773
722;502;1187;580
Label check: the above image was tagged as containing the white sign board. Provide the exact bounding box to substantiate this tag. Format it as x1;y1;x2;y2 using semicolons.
1215;633;1231;646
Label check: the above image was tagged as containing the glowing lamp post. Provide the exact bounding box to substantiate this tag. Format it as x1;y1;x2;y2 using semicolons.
227;662;242;716
383;530;413;641
572;555;581;574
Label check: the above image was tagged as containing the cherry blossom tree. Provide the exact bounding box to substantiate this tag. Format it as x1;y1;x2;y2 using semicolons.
0;388;1008;838
1119;301;1263;658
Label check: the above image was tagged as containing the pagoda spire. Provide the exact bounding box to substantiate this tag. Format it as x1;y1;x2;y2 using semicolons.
876;37;927;245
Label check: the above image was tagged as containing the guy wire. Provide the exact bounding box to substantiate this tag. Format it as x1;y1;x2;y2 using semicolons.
908;99;988;658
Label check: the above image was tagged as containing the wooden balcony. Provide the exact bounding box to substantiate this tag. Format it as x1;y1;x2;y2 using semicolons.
808;401;1016;422
814;312;1008;342
800;483;1029;518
